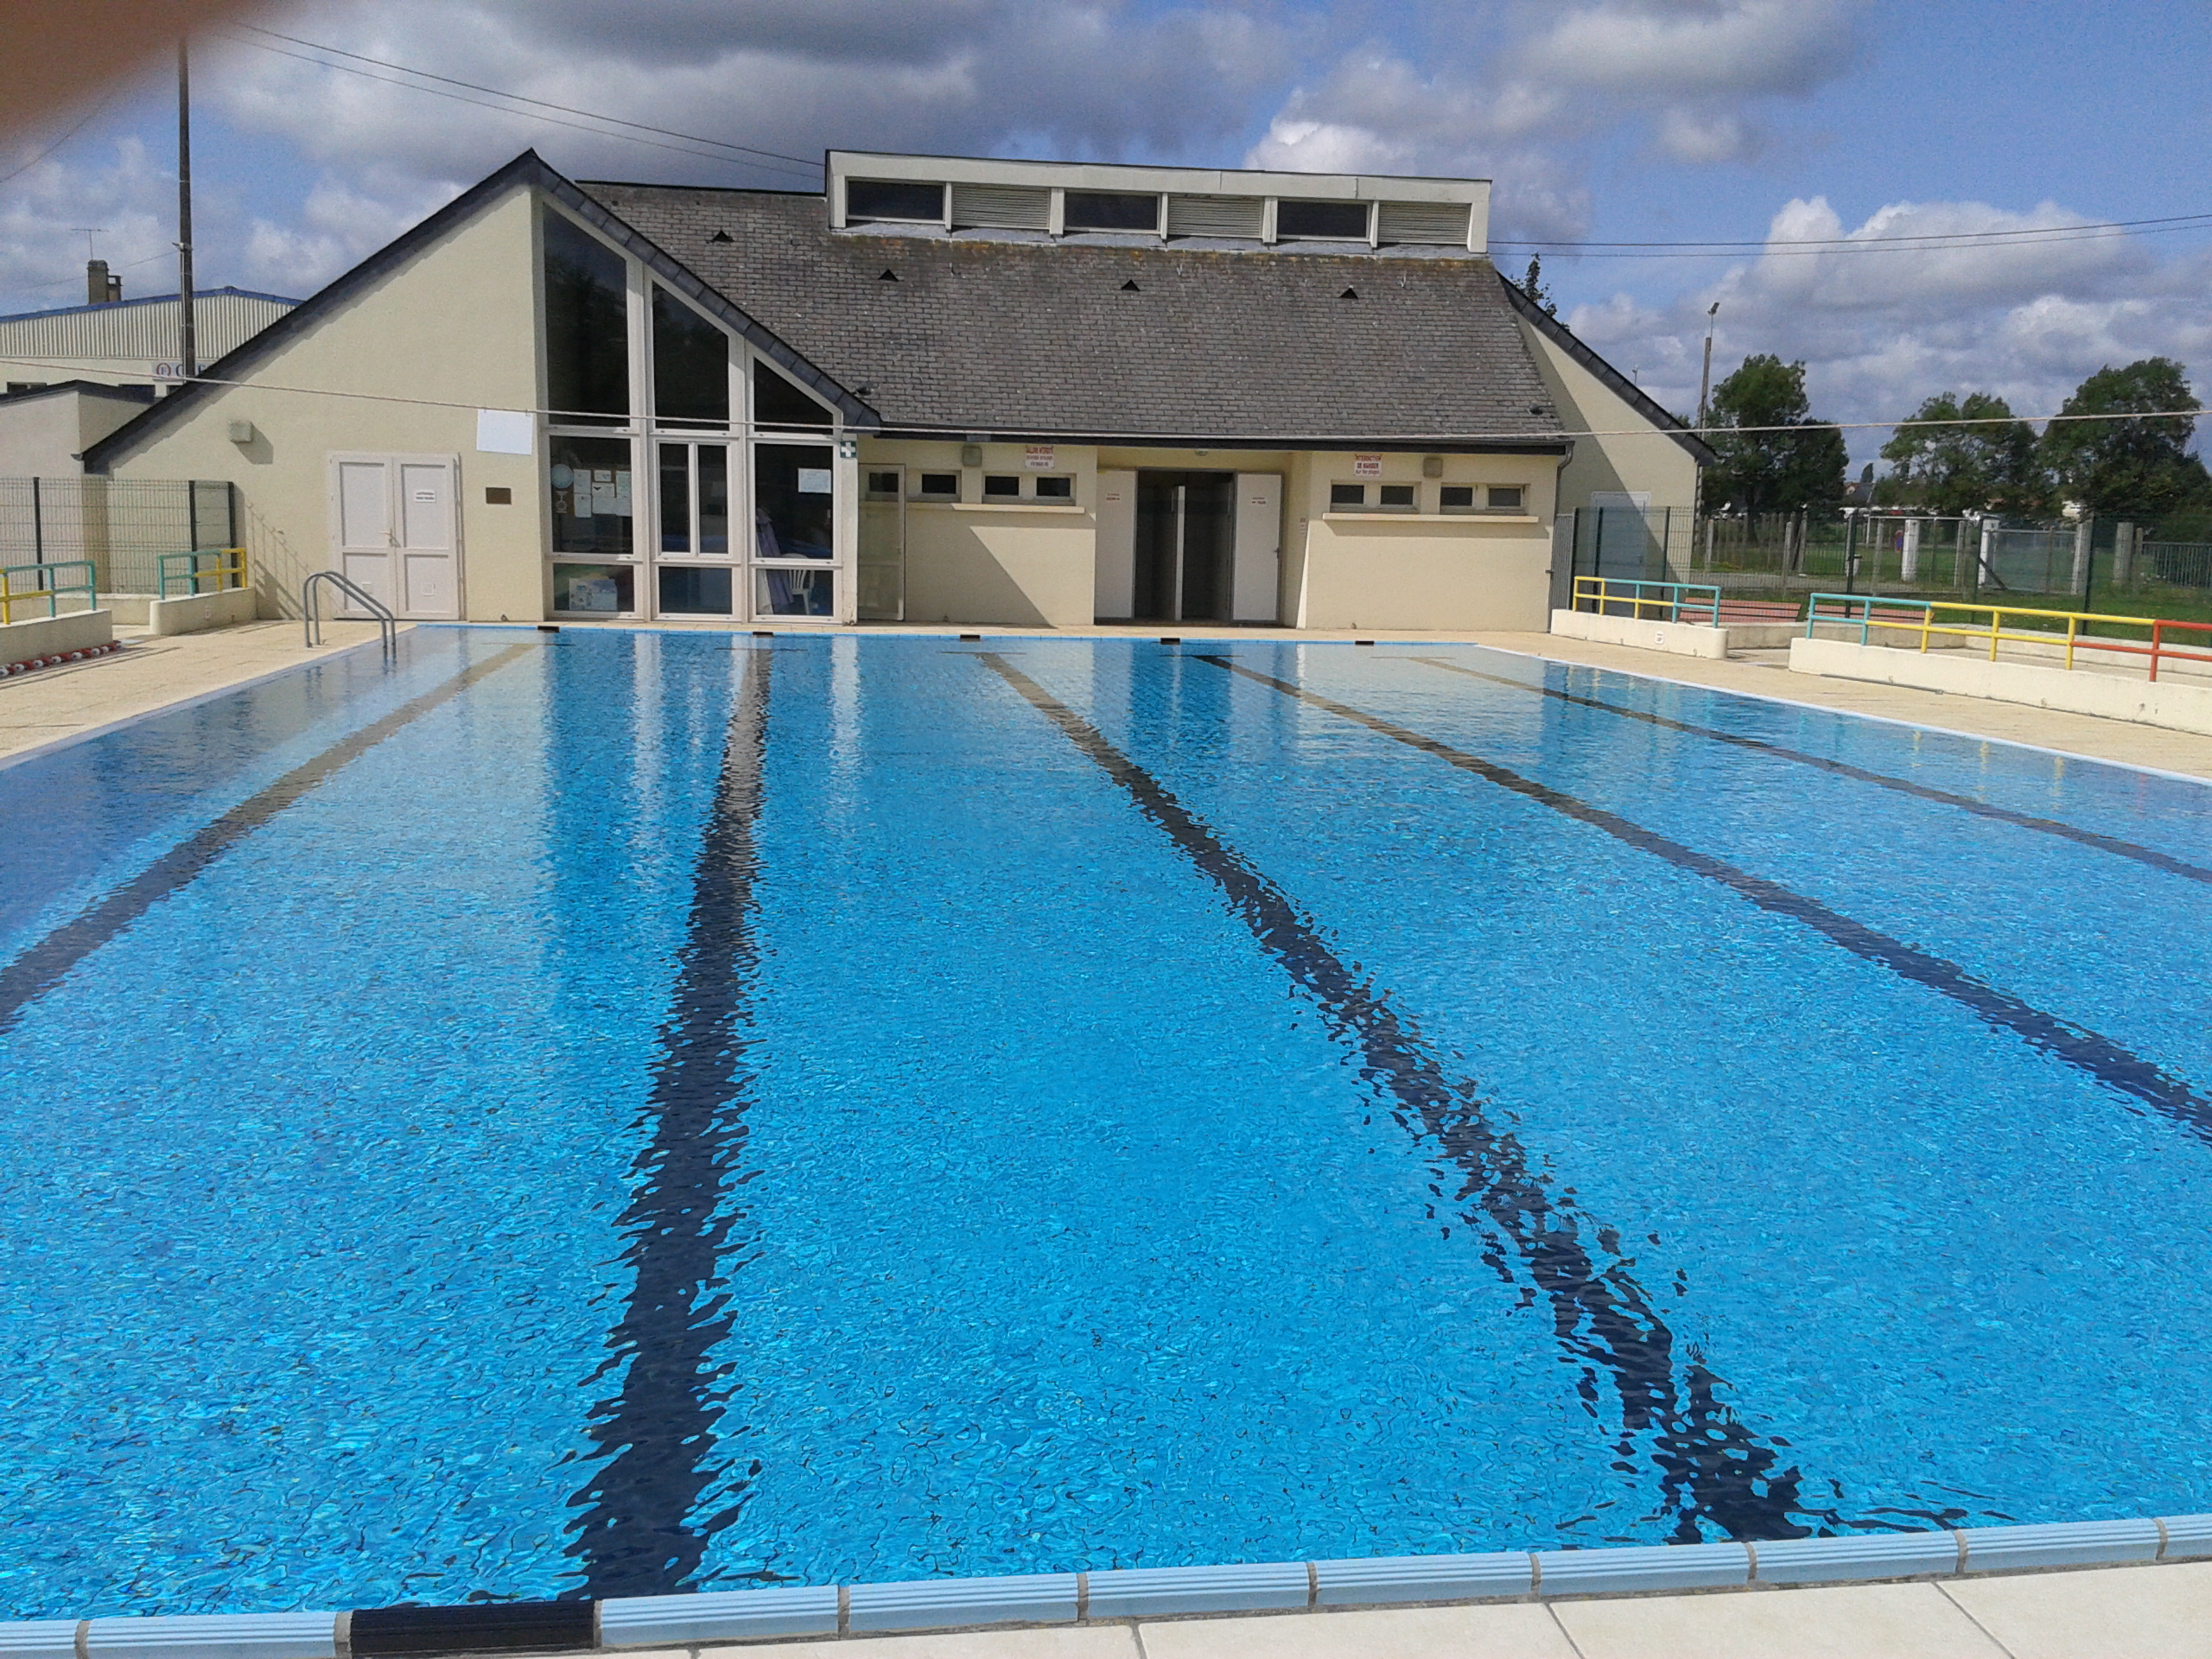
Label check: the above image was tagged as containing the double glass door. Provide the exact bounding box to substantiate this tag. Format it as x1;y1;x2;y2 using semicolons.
657;441;735;615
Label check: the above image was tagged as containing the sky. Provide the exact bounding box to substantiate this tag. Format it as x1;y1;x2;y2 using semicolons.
3;0;2209;467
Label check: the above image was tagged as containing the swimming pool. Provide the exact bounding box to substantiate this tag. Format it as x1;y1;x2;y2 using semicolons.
1;628;2207;1618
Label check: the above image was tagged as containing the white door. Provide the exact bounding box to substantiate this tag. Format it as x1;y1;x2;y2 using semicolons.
326;453;462;620
1231;474;1282;623
1095;469;1136;620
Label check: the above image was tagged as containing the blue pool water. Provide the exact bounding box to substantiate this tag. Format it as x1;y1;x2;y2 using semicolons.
1;628;2208;1617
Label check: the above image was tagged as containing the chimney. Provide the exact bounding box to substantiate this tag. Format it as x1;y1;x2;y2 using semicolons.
86;258;110;305
107;272;121;302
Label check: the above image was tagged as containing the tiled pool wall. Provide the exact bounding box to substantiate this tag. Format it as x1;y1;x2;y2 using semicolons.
10;1516;2210;1657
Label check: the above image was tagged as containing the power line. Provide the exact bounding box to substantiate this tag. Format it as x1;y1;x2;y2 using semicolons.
230;22;821;175
216;29;822;186
0;87;121;187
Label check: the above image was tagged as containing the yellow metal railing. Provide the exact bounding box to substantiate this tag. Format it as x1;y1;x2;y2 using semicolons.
1805;594;2212;682
1571;575;1722;626
157;545;250;598
0;560;97;625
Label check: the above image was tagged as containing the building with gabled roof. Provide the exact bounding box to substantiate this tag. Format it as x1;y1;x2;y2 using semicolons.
83;149;1705;630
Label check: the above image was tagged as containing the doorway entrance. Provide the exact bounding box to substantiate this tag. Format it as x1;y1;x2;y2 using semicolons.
1135;471;1233;622
327;452;461;620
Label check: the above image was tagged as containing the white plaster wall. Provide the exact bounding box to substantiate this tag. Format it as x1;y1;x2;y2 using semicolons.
1517;320;1700;514
0;391;144;475
99;186;546;622
870;439;1099;627
1292;449;1555;631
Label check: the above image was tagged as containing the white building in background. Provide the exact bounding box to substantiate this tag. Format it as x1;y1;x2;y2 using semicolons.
0;276;299;397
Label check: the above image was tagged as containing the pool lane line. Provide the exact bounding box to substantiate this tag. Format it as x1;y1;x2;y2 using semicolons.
1405;655;2212;887
974;650;1836;1547
569;645;772;1598
0;641;538;1038
1195;655;2212;1149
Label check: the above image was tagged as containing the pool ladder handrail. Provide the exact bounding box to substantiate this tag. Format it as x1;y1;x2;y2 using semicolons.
302;570;397;662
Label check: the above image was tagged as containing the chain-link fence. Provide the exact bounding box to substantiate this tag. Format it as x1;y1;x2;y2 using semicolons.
0;478;238;595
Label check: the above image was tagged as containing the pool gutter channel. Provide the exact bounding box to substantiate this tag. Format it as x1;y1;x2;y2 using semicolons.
11;1516;2207;1657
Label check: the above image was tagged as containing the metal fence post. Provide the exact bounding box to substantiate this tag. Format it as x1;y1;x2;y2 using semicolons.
30;477;41;566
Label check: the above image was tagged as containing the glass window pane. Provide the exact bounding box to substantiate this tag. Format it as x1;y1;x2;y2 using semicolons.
1489;485;1525;511
699;447;730;553
659;442;690;552
755;361;830;429
1035;474;1072;499
755;568;835;616
847;179;944;222
652;286;730;425
865;470;901;499
1277;199;1369;239
1065;191;1159;232
551;562;634;614
1440;485;1476;511
658;564;734;614
550;435;633;556
543;213;629;422
916;473;958;498
1330;483;1364;508
755;442;835;559
1380;483;1416;508
982;474;1020;498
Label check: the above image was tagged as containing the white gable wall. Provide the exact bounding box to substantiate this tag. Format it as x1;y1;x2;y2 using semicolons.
1516;318;1699;517
101;184;546;621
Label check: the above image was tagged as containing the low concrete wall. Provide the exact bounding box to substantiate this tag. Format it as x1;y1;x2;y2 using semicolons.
0;608;112;662
103;593;155;626
1551;607;1728;659
147;587;257;637
1725;623;1802;650
1790;634;2212;736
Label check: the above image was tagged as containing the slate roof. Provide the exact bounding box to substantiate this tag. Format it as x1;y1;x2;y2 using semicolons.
585;182;1567;450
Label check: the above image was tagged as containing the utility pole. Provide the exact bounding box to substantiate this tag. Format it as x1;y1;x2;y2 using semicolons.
177;36;197;380
1695;302;1720;428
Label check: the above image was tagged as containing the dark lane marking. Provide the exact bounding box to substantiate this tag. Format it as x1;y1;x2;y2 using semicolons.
976;651;1830;1544
569;647;772;1596
0;642;537;1037
1409;655;2212;886
1201;655;2212;1148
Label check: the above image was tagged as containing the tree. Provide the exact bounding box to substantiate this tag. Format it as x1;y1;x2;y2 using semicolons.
1521;254;1557;318
2038;358;2211;517
1701;354;1847;513
1877;391;2046;515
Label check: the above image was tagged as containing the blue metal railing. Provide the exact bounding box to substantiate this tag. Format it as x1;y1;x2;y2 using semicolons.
0;560;97;625
1571;575;1723;626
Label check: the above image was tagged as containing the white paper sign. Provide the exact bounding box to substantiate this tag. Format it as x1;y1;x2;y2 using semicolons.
1025;444;1055;469
475;409;534;455
797;467;832;494
1353;454;1382;478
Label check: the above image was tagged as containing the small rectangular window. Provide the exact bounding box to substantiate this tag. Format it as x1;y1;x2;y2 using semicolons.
982;474;1020;498
1439;486;1476;512
1330;483;1366;508
847;179;944;223
1065;191;1160;232
1034;474;1073;499
1488;486;1525;512
915;472;958;499
1277;199;1370;239
1378;483;1416;510
865;470;901;499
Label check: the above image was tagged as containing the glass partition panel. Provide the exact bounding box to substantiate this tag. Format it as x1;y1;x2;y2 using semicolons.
698;446;730;553
755;568;835;616
551;562;634;614
658;443;690;552
755;442;835;560
550;435;633;556
652;286;730;426
543;213;629;423
754;362;831;430
658;565;734;615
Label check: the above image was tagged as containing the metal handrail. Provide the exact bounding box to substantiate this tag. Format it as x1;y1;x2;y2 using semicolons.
1804;593;2212;682
1571;575;1723;626
302;570;397;661
0;560;97;626
157;546;250;598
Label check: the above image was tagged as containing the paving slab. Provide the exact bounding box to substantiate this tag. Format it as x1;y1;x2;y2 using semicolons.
1551;1581;2010;1659
707;1630;1137;1658
1137;1602;1579;1658
1942;1561;2212;1659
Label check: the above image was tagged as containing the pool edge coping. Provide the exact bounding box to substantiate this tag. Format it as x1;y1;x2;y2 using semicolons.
14;1514;2208;1656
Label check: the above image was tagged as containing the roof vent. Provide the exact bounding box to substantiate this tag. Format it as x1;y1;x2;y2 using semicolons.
1529;405;1544;415
879;269;899;281
1121;279;1141;291
1339;287;1359;299
709;229;733;244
